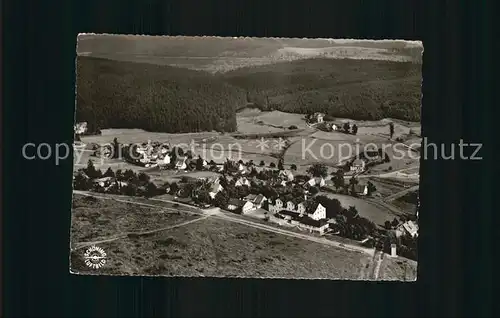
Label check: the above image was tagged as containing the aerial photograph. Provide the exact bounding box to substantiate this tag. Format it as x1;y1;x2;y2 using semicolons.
70;35;422;280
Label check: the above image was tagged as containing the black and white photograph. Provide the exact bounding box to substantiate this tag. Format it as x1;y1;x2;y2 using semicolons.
70;34;422;280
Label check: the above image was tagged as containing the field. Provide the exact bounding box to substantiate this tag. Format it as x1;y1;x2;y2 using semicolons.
319;192;400;226
70;194;417;280
77;35;422;73
70;194;200;244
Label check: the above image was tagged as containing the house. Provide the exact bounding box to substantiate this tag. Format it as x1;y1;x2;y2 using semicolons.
238;163;247;173
286;201;296;211
307;202;327;220
226;199;254;214
161;154;171;165
352;184;369;196
332;124;338;131
93;176;113;188
307;177;326;188
396;221;418;237
267;198;284;213
313;112;325;123
209;182;224;199
235;177;250;187
244;194;267;208
279;169;294;182
350;159;366;173
74;122;88;135
175;157;187;170
278;210;329;235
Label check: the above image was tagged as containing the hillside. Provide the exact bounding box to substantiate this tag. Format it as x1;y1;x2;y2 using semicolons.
75;56;246;133
221;58;422;121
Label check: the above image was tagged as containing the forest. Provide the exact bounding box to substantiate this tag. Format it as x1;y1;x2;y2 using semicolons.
222;58;422;122
75;56;246;133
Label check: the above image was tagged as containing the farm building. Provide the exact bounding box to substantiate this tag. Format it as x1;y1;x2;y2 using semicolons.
350;159;366;173
396;220;419;238
306;202;327;220
306;177;326;188
278;210;329;235
227;199;255;214
352;184;369;196
244;194;267;208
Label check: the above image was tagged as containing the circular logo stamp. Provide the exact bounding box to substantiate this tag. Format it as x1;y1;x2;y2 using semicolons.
83;245;107;269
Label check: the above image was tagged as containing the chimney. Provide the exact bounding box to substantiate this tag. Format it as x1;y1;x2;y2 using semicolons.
391;244;397;257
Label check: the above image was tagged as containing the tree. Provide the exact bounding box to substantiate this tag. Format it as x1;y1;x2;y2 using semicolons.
389;122;395;140
196;156;204;171
115;169;124;181
384;221;392;230
391;217;400;227
124;169;137;183
112;137;120;159
169;182;179;195
367;181;377;195
290;164;297;171
213;191;229;208
307;163;328;178
309;186;319;195
269;162;276;168
84;159;99;179
343;122;350;133
103;167;115;178
259;160;265;166
349;176;359;195
138;172;150;185
351;124;358;135
277;159;284;170
247;160;254;167
185;150;193;159
209;160;216;166
333;170;345;191
345;206;359;219
123;183;138;196
73;172;91;190
144;182;158;198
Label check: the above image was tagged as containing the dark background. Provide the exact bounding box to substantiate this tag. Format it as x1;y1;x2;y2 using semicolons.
2;0;493;317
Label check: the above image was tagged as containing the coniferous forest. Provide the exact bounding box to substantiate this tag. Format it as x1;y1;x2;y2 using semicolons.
75;56;246;133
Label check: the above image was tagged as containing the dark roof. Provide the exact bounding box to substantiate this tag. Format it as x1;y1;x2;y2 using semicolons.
353;184;366;193
228;198;250;207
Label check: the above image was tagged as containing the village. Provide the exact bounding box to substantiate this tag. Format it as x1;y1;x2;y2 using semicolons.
73;115;419;261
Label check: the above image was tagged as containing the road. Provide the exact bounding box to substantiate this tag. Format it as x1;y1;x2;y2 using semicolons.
72;191;375;256
383;185;419;202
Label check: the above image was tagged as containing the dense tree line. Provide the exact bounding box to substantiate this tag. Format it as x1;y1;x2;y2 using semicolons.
76;57;246;133
223;58;422;122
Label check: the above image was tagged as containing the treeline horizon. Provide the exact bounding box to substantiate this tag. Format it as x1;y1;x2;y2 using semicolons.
75;56;422;134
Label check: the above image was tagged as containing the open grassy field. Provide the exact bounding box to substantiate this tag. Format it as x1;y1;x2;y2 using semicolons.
378;256;418;281
70;194;200;244
319;192;399;227
70;215;369;278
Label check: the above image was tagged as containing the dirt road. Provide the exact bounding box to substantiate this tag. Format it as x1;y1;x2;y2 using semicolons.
383;185;419;202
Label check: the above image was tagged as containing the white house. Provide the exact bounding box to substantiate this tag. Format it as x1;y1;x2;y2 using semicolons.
352;184;369;196
209;182;224;199
227;199;254;214
307;202;327;220
307;177;326;188
286;201;296;211
244;194;267;208
350;159;366;173
279;169;294;182
332;124;338;131
313;112;325;123
235;177;251;187
74;122;88;135
161;154;171;165
175;157;187;170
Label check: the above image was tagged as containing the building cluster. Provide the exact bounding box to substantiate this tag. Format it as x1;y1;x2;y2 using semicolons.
267;198;329;234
